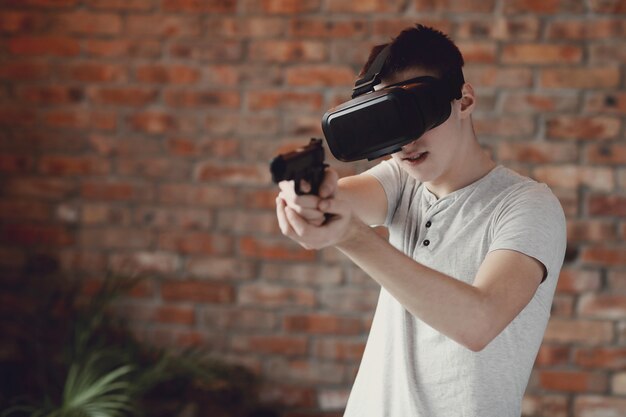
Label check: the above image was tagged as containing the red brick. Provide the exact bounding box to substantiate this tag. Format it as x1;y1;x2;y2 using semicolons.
586;144;626;165
239;236;316;261
245;0;321;14
239;283;316;308
241;188;278;210
327;0;404;12
0;154;35;173
0;200;50;221
286;65;355;87
590;42;626;64
0;107;36;126
125;15;202;38
608;270;626;292
208;17;285;38
0;224;74;246
39;156;110;177
2;178;75;200
456;17;540;40
457;41;497;63
116;158;191;180
373;19;452;38
497;142;577;163
546;116;621;140
1;0;78;6
89;87;157;107
414;0;495;12
575;347;626;370
284;314;363;334
80;198;135;223
557;268;602;294
589;0;626;13
88;135;161;157
162;0;237;12
57;62;128;82
0;61;50;81
250;40;327;62
614;373;626;395
127;112;177;134
539;370;608;393
108;251;181;274
521;394;569;417
79;228;153;249
541;67;620;89
567;220;617;243
504;0;585;14
289;18;367;38
266;358;345;384
136;65;200;84
551;294;575;317
502;91;578;114
247;91;323;111
16;86;83;105
544;319;614;345
81;180;154;201
194;162;268;185
0;11;48;33
319;287;379;313
8;36;80;56
157;184;236;207
473;115;535;138
535;345;571;367
170;40;243;61
585;92;626;115
43;109;117;130
231;335;308;356
157;231;232;255
313;338;366;362
85;39;161;58
164;90;239;108
88;0;154;10
259;384;317;408
51;11;122;35
134;207;212;230
216;210;278;235
502;43;582;64
574;396;626;417
579;294;626;319
581;246;626;266
463;66;533;88
547;18;626;39
161;280;235;303
204;307;278;330
588;194;626;216
260;263;343;286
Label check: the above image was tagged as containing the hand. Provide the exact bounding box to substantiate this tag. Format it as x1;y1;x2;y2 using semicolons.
276;191;355;250
277;168;339;227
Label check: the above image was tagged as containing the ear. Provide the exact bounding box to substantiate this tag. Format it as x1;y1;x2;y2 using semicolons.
458;82;476;119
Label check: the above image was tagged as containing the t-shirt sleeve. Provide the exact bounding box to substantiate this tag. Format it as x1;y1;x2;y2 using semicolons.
488;182;567;283
363;158;407;227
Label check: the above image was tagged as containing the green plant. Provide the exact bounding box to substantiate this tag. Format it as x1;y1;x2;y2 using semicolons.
0;258;272;417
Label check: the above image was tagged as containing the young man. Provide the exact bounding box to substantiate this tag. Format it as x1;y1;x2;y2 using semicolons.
275;25;566;417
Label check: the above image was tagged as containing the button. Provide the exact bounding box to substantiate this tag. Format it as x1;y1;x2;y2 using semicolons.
425;221;432;228
423;239;430;246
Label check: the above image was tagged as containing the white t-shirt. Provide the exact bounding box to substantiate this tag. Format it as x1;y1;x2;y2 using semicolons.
343;160;566;417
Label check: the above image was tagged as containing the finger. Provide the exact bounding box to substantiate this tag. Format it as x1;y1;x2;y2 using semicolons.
299;179;311;194
319;168;339;198
285;206;310;237
318;197;350;216
276;197;295;236
278;190;320;210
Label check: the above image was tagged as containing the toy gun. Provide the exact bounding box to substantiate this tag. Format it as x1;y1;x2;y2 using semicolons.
270;138;327;195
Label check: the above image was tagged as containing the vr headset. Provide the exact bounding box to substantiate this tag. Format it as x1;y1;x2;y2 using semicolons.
321;45;463;162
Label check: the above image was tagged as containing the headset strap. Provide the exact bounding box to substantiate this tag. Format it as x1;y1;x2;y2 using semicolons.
351;44;391;98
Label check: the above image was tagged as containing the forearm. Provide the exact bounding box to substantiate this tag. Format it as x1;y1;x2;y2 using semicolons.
336;218;494;351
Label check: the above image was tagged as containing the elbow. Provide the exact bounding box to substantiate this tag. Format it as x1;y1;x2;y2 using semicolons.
457;322;498;352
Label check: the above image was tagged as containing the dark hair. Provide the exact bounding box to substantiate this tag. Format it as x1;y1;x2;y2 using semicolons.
359;24;465;97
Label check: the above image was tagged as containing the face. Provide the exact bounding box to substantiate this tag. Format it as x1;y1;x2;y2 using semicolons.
380;69;467;186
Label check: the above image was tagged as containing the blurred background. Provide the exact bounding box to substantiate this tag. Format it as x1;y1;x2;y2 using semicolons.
0;0;625;416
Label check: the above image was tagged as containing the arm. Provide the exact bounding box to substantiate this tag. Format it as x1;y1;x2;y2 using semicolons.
277;196;545;352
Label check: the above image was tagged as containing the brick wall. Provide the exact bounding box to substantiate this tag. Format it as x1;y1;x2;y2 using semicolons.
0;1;625;416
